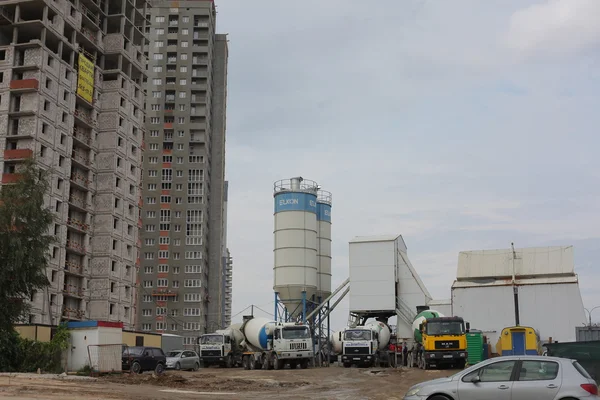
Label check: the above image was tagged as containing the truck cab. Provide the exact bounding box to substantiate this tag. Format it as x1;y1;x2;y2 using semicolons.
418;317;469;369
340;327;379;368
198;333;237;368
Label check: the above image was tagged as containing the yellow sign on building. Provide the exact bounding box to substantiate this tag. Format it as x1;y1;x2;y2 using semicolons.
77;53;95;103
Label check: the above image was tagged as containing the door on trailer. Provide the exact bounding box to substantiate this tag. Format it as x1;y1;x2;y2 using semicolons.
511;332;526;355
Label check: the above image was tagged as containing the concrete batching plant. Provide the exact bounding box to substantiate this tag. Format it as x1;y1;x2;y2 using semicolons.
273;177;337;364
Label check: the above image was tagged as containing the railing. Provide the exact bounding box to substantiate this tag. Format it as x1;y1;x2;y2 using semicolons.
65;259;84;275
63;284;84;298
71;151;91;165
70;172;92;188
66;239;87;254
62;308;85;319
67;217;89;232
73;126;92;146
74;108;97;126
68;193;89;209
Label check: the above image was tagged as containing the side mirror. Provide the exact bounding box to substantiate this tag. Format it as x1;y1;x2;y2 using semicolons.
181;354;186;358
338;332;342;341
466;322;471;332
419;323;424;331
470;375;480;383
144;352;149;357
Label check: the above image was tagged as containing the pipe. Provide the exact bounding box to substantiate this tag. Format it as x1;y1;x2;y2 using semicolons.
306;278;350;321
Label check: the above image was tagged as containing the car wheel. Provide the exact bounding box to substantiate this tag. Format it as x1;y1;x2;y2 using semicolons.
175;362;181;370
427;395;452;400
193;362;200;371
155;363;165;375
131;361;141;374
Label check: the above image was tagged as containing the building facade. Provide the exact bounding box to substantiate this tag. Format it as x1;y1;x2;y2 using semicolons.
0;0;149;329
138;0;228;344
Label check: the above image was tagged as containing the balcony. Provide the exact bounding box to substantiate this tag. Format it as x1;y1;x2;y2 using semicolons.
67;217;89;232
63;284;84;298
151;289;178;297
65;260;85;276
9;79;39;92
71;151;92;168
68;193;91;211
62;308;85;320
3;149;33;160
70;172;92;189
1;173;22;184
74;108;97;129
73;126;92;147
66;239;87;255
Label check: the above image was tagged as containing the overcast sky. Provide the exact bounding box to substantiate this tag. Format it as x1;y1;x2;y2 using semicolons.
215;0;600;330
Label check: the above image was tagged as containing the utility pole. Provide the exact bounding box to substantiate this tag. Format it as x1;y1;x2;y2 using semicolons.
511;243;520;326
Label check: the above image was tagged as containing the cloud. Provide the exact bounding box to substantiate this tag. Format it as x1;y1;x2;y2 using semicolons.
506;0;600;56
216;0;600;330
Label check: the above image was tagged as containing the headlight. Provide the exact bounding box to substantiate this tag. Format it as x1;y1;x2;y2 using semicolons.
405;387;420;396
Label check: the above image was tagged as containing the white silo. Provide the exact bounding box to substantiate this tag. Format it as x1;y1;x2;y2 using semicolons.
273;177;319;320
316;190;332;300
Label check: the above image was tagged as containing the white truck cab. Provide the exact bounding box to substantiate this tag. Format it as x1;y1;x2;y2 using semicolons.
340;327;379;368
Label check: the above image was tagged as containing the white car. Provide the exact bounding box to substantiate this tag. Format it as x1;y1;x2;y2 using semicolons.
165;350;200;371
404;355;598;400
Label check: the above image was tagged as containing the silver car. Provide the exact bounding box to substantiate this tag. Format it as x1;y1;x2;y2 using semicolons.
404;355;598;400
165;350;200;371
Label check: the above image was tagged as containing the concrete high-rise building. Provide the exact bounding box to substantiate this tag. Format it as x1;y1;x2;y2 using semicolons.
138;0;229;345
0;0;149;328
221;181;232;327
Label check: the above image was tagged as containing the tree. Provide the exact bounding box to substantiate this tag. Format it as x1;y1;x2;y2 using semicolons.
0;160;54;334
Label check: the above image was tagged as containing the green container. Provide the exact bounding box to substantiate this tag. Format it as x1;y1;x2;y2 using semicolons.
466;330;484;366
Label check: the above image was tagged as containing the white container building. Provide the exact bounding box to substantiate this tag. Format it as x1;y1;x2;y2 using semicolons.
451;246;586;347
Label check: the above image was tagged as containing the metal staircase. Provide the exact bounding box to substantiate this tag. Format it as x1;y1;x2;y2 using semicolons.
396;296;417;326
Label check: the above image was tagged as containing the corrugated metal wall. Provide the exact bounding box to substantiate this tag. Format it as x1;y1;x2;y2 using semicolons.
577;327;600;342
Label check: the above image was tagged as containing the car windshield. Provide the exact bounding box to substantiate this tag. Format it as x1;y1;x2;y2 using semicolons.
344;330;371;341
282;327;310;339
123;347;144;355
167;351;182;357
426;321;464;335
201;334;223;344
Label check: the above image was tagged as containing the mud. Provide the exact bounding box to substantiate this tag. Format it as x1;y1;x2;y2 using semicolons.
0;366;456;400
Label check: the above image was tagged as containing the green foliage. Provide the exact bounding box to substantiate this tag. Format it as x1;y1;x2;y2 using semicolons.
0;325;70;373
0;160;55;333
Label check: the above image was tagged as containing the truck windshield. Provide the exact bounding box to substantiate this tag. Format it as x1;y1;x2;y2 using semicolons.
282;327;310;339
201;334;224;344
344;330;372;341
426;321;464;335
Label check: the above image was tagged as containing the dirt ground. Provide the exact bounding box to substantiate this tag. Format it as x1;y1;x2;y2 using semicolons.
0;366;456;400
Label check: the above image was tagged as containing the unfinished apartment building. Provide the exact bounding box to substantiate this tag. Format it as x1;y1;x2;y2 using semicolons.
0;0;148;329
139;0;229;344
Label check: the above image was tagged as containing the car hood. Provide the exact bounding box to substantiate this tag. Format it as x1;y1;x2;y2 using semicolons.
407;377;454;392
166;357;180;363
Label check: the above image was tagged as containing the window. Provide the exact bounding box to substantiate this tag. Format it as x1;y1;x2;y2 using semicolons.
157;279;168;287
159;237;170;245
463;361;516;383
184;308;200;316
178;117;185;123
171;309;178;317
142;309;152;316
152;78;162;85
160;209;171;222
142;295;152;303
185;279;201;287
184;293;202;302
180;53;188;60
178;104;186;111
517;361;559;381
146;197;157;205
173;267;180;274
177;143;185;150
155;16;165;23
145;225;156;232
145;252;155;259
155;28;164;35
147;183;157;191
161;195;171;203
181;41;188;48
149;157;159;164
152;91;161;98
189;155;204;163
184;322;199;331
156;322;166;330
146;211;157;218
172;280;179;288
148;170;158;178
151;104;161;111
158;250;169;259
142;324;151;331
179;91;187;98
143;281;153;288
153;53;164;60
163;155;173;163
162;169;173;181
185;265;202;274
180;66;187;73
181;28;189;35
150;117;160;124
189;170;203;182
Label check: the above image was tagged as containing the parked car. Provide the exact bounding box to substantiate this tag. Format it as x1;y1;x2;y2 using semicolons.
166;350;200;371
122;346;166;374
404;355;598;400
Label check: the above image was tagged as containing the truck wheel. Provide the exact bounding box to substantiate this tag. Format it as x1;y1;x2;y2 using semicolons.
250;357;256;370
272;354;284;370
290;361;298;369
242;356;250;370
343;362;351;368
225;355;233;368
300;359;309;369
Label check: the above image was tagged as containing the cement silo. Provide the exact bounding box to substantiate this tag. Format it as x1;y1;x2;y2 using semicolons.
273;177;319;320
316;190;332;300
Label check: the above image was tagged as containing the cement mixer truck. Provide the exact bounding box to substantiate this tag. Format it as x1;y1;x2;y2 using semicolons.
199;316;314;370
413;309;469;370
337;320;391;368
